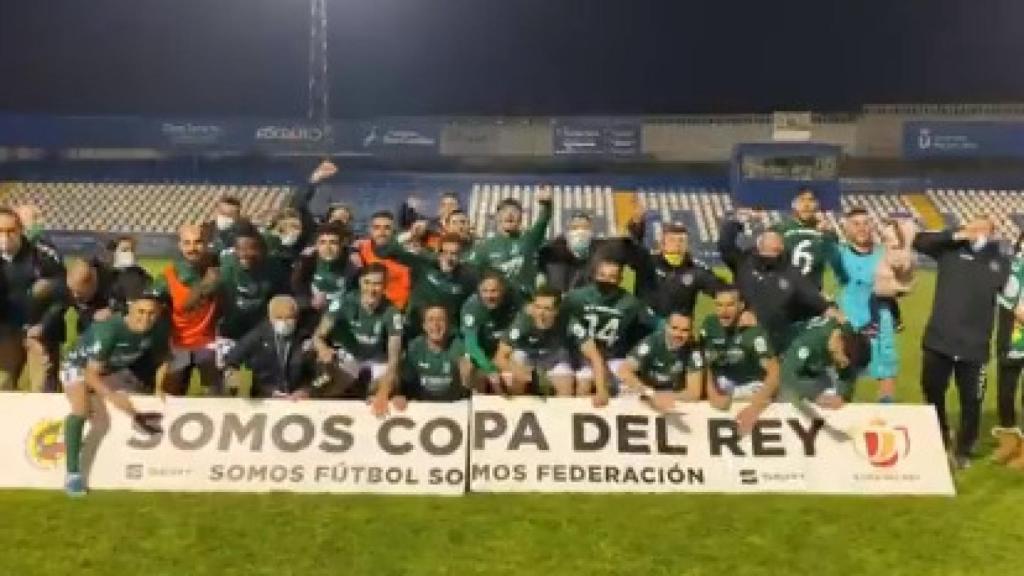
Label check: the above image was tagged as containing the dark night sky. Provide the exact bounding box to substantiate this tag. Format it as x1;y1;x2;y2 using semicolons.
1;0;1023;118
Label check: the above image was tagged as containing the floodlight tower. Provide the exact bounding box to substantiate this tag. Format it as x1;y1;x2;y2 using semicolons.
308;0;330;127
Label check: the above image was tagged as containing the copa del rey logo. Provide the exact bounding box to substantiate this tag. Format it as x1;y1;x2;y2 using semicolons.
852;418;911;468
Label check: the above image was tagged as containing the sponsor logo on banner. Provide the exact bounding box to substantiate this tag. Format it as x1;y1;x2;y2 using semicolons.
26;418;65;469
469;397;954;495
255;125;326;143
362;125;438;149
160;122;224;146
0;394;468;495
852;418;910;468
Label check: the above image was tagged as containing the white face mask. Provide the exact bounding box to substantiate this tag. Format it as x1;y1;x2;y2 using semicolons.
279;233;300;247
215;215;235;231
113;251;136;269
272;319;296;336
567;230;593;255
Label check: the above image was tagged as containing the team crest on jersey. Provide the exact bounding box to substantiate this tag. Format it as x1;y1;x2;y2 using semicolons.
797;346;810;360
681;273;694;286
637;342;650;357
463;314;475;327
778;278;790;290
991;260;1003;274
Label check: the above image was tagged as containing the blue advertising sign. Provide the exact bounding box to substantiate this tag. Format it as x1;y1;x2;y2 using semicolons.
904;121;1024;158
553;119;641;157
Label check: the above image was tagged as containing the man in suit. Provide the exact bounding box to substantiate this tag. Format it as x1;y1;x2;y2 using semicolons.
222;295;314;399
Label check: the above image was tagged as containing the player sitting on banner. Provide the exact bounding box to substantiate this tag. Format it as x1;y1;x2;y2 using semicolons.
222;295;314;400
394;304;472;406
778;315;872;409
494;286;610;407
312;263;402;416
461;271;522;394
701;286;780;434
61;290;169;496
563;258;658;396
615;310;704;408
464;185;552;298
213;223;291;392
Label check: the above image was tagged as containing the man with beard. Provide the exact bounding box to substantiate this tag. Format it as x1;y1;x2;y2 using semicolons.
701;286;780;435
564;258;658;396
465;185;553;297
461;271;522;393
633;221;725;318
771;187;837;289
212;223;291;389
152;224;221;395
719;211;835;353
495;286;609;406
374;229;477;337
828;208;904;402
616;311;704;408
356;211;411;310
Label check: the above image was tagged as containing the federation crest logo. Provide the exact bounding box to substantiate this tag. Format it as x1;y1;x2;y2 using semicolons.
918;128;932;150
26;418;66;469
852;418;911;468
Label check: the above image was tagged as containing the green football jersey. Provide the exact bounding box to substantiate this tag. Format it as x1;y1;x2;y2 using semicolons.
461;293;521;372
310;257;353;305
771;217;836;287
780;316;855;400
402;335;468;401
376;242;476;328
217;254;291;338
626;331;704;391
325;293;404;361
66;315;169;371
700;315;774;385
503;311;585;358
563;284;657;358
464;200;552;296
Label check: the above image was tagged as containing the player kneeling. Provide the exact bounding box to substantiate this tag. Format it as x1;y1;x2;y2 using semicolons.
701;286;780;434
616;311;704;409
494;287;610;407
312;263;402;416
62;292;170;496
394;305;472;408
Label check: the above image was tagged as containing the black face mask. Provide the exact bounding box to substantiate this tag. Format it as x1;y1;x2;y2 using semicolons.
757;254;784;269
596;281;619;295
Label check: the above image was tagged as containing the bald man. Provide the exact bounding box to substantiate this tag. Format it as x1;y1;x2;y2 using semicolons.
222;295;313;399
719;209;835;352
0;207;66;392
151;224;222;395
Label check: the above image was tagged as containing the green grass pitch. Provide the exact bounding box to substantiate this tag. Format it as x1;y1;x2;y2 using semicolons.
0;260;1021;576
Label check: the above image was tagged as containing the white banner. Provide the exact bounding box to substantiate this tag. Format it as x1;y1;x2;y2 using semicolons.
469;396;955;495
2;393;469;495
